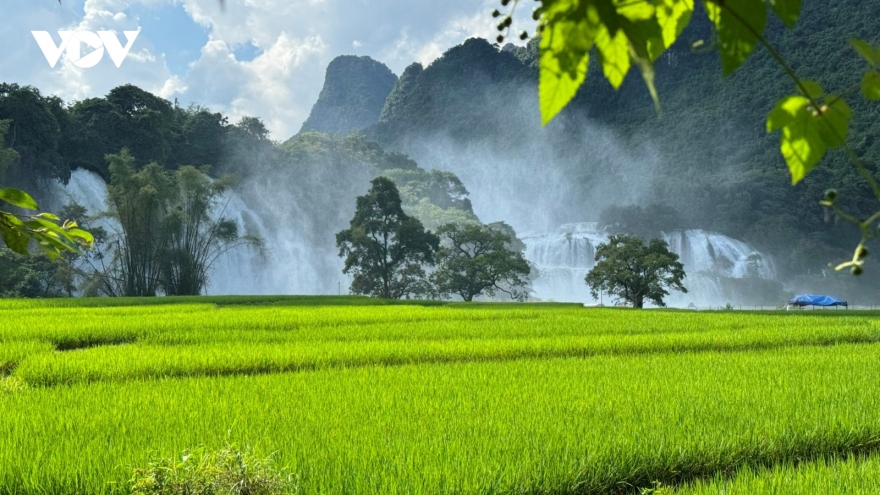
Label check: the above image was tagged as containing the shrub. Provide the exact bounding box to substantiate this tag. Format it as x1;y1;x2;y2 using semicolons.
129;444;297;495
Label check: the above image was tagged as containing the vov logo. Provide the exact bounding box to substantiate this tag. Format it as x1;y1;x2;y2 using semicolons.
32;30;140;68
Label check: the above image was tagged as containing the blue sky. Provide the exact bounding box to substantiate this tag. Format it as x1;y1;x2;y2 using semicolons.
3;0;536;139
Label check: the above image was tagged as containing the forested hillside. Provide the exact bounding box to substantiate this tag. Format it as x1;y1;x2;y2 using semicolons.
294;0;879;287
299;56;398;136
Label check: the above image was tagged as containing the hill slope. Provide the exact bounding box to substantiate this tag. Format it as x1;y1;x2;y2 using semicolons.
299;56;398;135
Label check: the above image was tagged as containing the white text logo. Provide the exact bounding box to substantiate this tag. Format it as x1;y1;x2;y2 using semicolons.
32;31;140;68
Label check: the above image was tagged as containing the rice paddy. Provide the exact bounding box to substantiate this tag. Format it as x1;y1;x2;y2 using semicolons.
1;296;878;494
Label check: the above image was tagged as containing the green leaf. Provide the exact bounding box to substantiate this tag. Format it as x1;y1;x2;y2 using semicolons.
767;95;808;132
634;55;661;114
861;70;880;100
66;228;95;245
23;220;81;252
797;79;823;99
615;0;654;22
34;241;62;261
815;96;851;149
0;213;30;254
0;188;39;210
851;39;878;67
619;18;665;112
766;95;826;184
656;0;694;49
539;13;595;125
767;0;801;28
35;212;60;221
595;25;631;89
705;0;767;76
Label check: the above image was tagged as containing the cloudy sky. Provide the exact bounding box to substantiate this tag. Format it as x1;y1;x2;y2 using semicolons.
4;0;536;140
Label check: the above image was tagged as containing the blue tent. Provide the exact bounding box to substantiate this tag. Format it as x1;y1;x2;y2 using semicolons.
788;294;848;308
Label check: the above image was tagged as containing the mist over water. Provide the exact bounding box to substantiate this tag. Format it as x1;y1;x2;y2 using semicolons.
389;88;660;233
381;85;782;306
523;223;776;306
51;74;778;305
56;161;776;306
55;169;353;296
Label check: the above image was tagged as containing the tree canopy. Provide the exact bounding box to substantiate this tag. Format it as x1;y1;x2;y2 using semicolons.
99;150;258;297
585;234;687;308
432;222;531;301
336;177;439;299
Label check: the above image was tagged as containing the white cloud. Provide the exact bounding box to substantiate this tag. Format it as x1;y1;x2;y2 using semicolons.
3;0;537;139
0;0;175;104
181;32;327;138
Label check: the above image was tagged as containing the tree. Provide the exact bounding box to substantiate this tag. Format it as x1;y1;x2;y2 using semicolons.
0;84;69;188
336;177;439;299
104;150;175;296
432;222;531;302
159;165;262;295
68;85;176;178
102;149;258;296
585;235;687;308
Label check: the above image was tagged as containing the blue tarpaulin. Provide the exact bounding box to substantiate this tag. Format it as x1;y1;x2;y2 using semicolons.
788;294;848;308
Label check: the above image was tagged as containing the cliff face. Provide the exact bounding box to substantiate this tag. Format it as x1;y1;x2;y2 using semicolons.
372;38;536;145
298;55;398;136
379;62;423;123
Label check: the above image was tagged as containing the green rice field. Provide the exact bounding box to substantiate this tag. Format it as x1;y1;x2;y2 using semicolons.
1;296;880;494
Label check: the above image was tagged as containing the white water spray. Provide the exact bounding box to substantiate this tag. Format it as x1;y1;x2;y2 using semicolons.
54;169;348;295
522;223;777;307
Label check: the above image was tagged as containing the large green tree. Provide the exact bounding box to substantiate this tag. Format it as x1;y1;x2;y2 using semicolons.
68;85;176;177
336;177;439;299
105;150;175;296
585;234;687;308
431;222;531;302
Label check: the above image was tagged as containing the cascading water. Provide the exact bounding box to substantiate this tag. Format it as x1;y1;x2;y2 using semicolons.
52;169;348;296
522;223;777;307
55;171;778;304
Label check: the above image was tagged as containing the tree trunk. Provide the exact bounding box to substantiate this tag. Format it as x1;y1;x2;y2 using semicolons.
634;295;644;309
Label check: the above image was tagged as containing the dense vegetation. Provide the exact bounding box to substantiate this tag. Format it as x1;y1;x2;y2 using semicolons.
0;82;482;297
1;297;880;493
300;55;399;135
4;1;880;300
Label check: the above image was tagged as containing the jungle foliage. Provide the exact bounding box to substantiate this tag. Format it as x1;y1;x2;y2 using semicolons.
336;177;439;299
585;234;688;308
432;222;531;302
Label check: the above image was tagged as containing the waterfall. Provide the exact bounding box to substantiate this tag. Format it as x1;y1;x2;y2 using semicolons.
53;171;778;304
522;223;777;307
52;169;346;296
